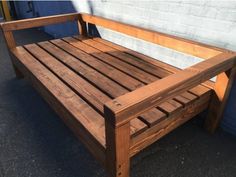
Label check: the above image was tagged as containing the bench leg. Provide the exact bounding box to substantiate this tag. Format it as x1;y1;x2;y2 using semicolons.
10;54;24;79
105;122;130;177
12;63;24;79
205;67;236;133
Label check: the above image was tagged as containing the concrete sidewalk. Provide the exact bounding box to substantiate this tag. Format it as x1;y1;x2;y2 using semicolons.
0;29;236;177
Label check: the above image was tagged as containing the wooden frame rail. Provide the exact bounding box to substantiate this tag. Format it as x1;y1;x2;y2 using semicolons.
80;13;230;59
0;13;87;49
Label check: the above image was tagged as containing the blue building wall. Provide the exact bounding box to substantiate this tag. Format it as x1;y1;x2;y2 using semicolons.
14;1;236;136
14;1;78;38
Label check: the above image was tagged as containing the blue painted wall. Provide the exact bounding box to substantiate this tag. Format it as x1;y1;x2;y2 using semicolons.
14;1;236;136
14;1;78;38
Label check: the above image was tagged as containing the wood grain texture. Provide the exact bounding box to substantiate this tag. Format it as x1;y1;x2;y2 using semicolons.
105;113;130;177
1;13;79;31
78;15;87;36
9;53;24;79
2;31;16;49
37;40;148;136
61;37;199;127
205;66;236;133
130;93;210;156
11;46;106;166
81;13;226;59
105;52;236;127
93;37;215;89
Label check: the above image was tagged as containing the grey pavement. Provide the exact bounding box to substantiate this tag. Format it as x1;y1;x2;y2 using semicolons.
0;28;236;177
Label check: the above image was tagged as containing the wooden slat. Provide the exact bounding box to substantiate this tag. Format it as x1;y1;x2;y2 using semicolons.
189;85;212;98
92;37;213;99
72;37;202;111
26;43;148;136
38;41;127;98
81;13;224;59
10;46;106;165
158;100;183;115
105;52;236;126
52;38;187;125
48;37;210;129
45;40;168;129
37;41;148;135
63;37;196;111
1;13;79;31
138;109;166;127
76;35;171;79
24;43;109;113
50;39;144;90
130;92;210;157
94;37;179;74
93;37;215;89
65;37;158;84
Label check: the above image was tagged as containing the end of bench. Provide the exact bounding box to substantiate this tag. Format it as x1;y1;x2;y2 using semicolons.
104;52;236;128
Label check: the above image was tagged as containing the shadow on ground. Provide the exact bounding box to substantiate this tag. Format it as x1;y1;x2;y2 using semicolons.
0;29;236;177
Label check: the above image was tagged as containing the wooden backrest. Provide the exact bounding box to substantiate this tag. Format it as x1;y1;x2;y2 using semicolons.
80;13;229;60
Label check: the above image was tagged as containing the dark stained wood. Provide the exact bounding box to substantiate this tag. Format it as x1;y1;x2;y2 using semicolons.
24;43;109;113
80;13;226;59
9;53;24;79
54;38;193;126
93;37;215;89
205;66;236;133
65;36;158;84
47;39;169;130
38;41;127;98
50;39;145;90
2;31;16;49
76;35;171;79
77;15;87;36
63;37;197;110
0;28;24;78
1;13;79;31
2;12;236;177
130;92;210;156
11;46;106;165
105;120;130;177
105;52;236;127
34;42;147;136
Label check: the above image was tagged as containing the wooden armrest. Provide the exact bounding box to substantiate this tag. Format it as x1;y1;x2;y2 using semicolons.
104;52;236;127
0;13;88;49
0;13;80;31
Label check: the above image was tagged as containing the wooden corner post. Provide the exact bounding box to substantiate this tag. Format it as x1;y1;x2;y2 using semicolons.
78;14;87;36
104;106;130;177
1;27;23;78
205;63;236;133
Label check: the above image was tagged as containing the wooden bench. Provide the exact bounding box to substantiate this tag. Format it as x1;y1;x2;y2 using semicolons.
1;13;236;177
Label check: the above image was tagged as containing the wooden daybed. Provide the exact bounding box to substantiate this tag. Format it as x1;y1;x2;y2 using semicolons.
1;13;236;177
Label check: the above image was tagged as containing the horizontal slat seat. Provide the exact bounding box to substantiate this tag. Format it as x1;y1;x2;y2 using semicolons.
10;35;213;149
